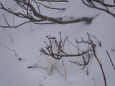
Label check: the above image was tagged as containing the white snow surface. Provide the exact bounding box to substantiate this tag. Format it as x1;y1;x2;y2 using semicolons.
0;0;115;86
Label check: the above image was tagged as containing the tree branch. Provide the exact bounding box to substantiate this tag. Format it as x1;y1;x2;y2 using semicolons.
82;0;115;17
0;0;94;28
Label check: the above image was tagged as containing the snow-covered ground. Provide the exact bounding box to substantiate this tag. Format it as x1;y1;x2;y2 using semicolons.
0;0;115;86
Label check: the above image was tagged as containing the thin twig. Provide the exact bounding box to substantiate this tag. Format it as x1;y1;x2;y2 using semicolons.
106;50;115;70
62;58;67;81
2;45;23;61
36;1;65;10
82;0;115;17
3;14;10;26
93;76;96;86
0;21;31;28
8;34;13;43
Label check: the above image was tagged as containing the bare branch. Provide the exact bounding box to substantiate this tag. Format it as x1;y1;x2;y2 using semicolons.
0;0;94;28
35;1;65;10
87;33;107;86
0;21;31;28
40;32;108;86
82;0;115;17
40;34;90;60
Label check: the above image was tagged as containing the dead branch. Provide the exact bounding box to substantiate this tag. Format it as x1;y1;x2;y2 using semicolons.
82;0;115;17
87;33;107;86
0;0;94;28
40;32;92;67
0;21;31;28
40;32;108;86
35;1;65;10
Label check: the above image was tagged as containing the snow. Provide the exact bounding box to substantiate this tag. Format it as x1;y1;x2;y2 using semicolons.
0;0;115;86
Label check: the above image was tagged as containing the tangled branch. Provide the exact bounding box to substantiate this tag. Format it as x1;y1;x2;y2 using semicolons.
82;0;115;17
40;32;108;86
0;0;94;28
